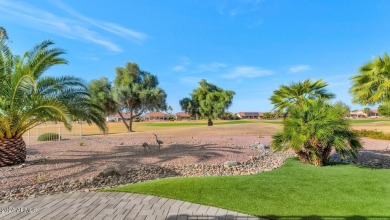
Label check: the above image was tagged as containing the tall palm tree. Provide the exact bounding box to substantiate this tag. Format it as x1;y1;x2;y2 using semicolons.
271;99;362;166
0;40;107;167
350;53;390;105
269;79;335;116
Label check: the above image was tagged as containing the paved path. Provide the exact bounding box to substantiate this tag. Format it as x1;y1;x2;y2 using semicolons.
0;192;264;220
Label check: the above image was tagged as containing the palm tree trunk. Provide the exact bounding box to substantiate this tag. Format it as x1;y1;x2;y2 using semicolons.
0;137;26;167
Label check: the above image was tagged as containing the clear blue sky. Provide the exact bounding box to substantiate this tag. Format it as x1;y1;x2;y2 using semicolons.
1;0;389;113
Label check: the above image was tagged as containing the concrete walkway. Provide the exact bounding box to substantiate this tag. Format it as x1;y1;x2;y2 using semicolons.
0;192;264;220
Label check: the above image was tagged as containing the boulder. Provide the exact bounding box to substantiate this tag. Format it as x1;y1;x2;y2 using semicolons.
256;143;270;150
99;167;120;178
224;161;237;167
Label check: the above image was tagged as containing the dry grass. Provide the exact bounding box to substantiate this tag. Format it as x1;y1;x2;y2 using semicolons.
351;121;390;133
31;119;390;137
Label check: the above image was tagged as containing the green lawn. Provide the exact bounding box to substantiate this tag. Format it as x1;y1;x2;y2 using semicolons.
145;120;253;127
103;158;390;219
347;119;390;123
262;118;390;125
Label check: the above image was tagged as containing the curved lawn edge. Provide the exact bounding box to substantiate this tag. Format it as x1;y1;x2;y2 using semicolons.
101;158;390;219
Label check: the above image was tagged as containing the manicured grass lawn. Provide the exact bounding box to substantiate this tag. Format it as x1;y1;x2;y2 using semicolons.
348;119;390;124
263;118;390;125
145;120;253;127
103;158;390;219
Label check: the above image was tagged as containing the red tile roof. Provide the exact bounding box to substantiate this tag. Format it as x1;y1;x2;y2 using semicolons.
176;112;190;117
145;112;168;117
237;112;262;117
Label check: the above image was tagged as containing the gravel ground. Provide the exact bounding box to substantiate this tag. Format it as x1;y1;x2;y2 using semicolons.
0;126;389;193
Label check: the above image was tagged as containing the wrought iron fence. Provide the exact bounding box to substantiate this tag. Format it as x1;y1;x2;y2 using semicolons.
22;123;83;146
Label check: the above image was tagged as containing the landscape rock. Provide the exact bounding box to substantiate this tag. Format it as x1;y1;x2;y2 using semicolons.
99;167;120;178
224;161;238;167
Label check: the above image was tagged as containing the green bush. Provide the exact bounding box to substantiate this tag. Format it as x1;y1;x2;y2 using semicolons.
353;129;390;140
37;133;61;141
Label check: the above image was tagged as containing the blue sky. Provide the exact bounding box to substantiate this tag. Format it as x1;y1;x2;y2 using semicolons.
1;0;389;113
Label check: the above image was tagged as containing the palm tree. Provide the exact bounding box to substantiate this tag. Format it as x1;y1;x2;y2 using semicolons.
0;26;8;40
350;53;390;105
269;79;335;116
271;99;362;166
0;40;107;167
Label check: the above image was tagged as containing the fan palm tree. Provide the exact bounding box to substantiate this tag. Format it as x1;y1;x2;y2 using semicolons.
269;79;335;116
350;53;390;105
0;40;107;167
0;26;8;40
271;99;362;166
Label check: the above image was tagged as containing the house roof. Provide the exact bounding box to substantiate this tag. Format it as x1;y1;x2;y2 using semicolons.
237;112;263;117
176;112;190;117
145;112;168;117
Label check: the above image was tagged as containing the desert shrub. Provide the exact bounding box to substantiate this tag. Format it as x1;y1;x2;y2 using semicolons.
353;129;390;140
37;133;60;141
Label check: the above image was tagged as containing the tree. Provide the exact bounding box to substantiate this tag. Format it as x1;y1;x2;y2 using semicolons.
350;53;390;105
269;79;335;116
0;40;107;167
0;26;8;40
334;101;351;117
179;97;200;120
262;112;275;120
271;99;362;166
166;105;175;121
180;79;235;126
88;77;118;115
112;62;167;132
363;107;371;116
378;104;390;117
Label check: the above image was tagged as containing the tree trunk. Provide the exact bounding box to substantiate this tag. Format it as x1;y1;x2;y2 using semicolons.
208;119;213;126
129;111;134;132
117;111;130;131
0;137;26;167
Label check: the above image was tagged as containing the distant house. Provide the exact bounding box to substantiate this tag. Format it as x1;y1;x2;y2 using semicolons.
145;112;168;120
368;110;380;117
106;112;131;122
349;110;380;118
349;110;366;118
176;112;191;120
236;112;263;119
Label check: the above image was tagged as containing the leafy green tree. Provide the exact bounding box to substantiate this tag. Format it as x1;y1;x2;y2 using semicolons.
363;107;371;116
179;97;200;120
112;62;167;132
334;101;351;117
378;104;390;117
271;99;362;166
181;79;235;126
269;79;335;116
262;112;275;119
0;40;107;166
88;77;118;115
166;105;175;121
350;53;390;105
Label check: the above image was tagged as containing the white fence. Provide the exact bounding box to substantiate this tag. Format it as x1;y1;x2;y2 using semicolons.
22;123;83;146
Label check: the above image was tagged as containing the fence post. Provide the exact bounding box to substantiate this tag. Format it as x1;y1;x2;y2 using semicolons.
58;125;61;141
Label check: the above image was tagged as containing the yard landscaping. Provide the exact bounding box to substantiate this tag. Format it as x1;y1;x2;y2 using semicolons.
104;158;390;219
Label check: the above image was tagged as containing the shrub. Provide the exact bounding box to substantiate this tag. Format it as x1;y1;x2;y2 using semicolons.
37;133;61;141
353;129;390;140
